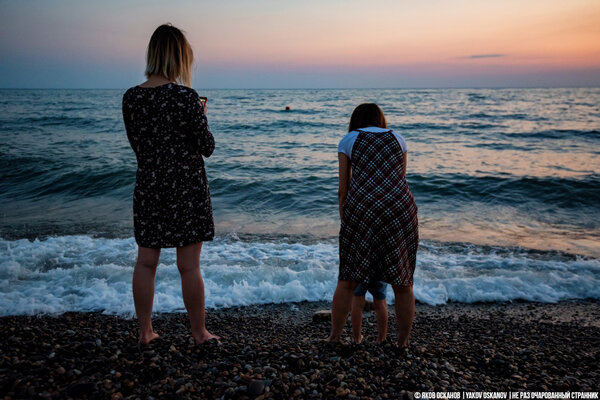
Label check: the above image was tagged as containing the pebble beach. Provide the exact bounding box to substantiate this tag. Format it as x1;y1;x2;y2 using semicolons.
1;300;598;399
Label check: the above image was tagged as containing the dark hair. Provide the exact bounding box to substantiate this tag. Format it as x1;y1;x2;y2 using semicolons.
348;103;387;132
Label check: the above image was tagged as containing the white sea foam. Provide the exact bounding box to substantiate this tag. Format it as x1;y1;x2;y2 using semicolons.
0;235;599;316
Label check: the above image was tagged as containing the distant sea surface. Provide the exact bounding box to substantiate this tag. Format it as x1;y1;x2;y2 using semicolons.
1;88;599;316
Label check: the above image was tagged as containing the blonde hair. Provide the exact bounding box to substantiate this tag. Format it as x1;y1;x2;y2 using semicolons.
145;24;193;87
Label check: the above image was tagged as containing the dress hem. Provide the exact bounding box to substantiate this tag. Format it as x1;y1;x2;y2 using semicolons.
135;236;214;249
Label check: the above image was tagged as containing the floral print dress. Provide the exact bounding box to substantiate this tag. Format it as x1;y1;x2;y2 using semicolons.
122;83;215;248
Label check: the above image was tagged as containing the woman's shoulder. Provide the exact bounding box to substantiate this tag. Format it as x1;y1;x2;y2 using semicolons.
122;86;142;109
122;84;157;103
338;130;360;156
122;86;138;101
338;130;360;145
388;130;407;153
123;83;197;96
170;84;201;100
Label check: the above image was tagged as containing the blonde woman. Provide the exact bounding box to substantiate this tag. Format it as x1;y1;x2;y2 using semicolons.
122;24;218;344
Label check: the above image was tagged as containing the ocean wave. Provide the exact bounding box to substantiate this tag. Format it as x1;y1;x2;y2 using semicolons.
218;119;337;133
409;173;600;208
397;122;451;131
464;142;540;151
3;155;598;212
458;112;531;121
0;157;135;200
1;235;598;316
12;115;102;128
500;129;600;140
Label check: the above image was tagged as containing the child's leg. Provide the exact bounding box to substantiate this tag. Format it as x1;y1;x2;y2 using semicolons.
372;298;389;343
351;295;366;343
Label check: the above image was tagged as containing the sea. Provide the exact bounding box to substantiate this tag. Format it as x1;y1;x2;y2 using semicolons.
1;88;599;316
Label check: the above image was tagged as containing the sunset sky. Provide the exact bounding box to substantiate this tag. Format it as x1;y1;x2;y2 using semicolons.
1;0;599;88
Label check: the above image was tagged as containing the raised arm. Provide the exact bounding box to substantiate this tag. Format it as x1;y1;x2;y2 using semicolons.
188;92;215;157
338;153;352;221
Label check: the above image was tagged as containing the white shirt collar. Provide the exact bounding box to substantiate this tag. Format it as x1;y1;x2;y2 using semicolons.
353;126;390;133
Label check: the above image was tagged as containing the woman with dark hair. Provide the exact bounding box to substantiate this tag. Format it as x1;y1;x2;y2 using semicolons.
122;24;219;344
326;103;419;347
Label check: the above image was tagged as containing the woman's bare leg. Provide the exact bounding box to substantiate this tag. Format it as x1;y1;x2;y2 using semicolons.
132;246;161;344
392;285;415;347
176;242;219;344
351;295;365;343
325;280;359;342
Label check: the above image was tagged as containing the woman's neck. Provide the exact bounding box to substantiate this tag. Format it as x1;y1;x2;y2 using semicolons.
139;75;174;88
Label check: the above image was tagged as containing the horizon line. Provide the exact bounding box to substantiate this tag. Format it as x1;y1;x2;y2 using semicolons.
1;85;599;90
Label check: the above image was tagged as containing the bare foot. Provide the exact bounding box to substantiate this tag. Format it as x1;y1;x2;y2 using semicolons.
353;334;364;344
376;336;387;344
323;334;342;343
139;331;160;345
193;330;220;344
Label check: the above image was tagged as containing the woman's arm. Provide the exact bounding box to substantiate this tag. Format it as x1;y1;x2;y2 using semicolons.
188;93;215;157
401;152;407;179
338;153;351;221
122;91;137;153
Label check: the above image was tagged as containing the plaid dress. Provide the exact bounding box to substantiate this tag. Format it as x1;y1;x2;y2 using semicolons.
339;129;418;286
